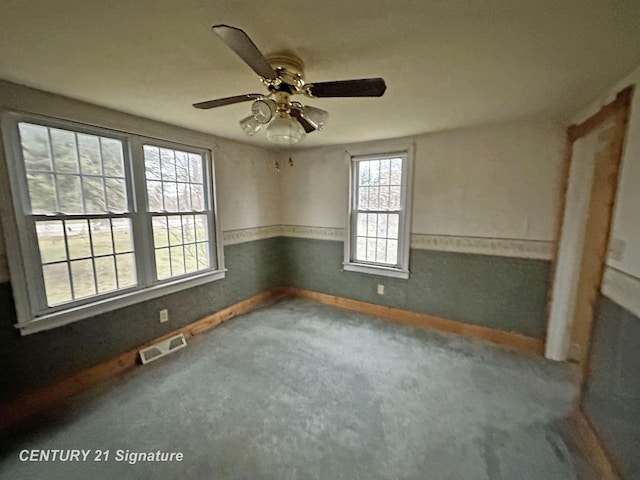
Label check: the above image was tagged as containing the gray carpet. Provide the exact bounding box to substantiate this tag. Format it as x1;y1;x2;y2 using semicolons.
0;298;590;479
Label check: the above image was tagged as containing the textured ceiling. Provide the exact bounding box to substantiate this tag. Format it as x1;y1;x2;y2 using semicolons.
1;1;640;148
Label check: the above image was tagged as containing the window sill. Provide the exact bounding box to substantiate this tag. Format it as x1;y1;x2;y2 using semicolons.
342;262;409;279
15;269;227;335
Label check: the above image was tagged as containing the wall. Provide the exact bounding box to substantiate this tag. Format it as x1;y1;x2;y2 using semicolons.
572;64;640;479
278;119;566;338
0;81;283;401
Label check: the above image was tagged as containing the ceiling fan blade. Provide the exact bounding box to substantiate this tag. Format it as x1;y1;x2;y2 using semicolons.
212;25;277;80
193;94;263;110
307;78;387;98
290;109;316;133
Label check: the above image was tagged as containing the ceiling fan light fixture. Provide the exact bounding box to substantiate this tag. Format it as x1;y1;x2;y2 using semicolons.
265;112;306;145
239;115;262;136
251;98;276;124
303;106;329;130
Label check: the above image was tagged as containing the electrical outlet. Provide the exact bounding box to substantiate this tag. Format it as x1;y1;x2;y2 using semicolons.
377;284;384;295
159;309;169;323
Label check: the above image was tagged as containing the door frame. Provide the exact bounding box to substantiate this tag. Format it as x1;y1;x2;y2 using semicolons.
544;85;634;370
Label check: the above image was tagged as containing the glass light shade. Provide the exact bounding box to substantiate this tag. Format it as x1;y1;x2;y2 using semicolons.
303;106;329;130
239;115;262;136
265;113;306;145
251;99;276;124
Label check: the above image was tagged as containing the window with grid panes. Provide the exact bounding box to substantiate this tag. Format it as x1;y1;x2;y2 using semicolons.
344;151;412;279
1;114;224;334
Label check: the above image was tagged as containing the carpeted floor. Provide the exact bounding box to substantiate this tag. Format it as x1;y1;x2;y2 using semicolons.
0;298;590;479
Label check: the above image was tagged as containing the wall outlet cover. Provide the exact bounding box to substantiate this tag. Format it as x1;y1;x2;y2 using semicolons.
377;284;384;295
159;309;169;323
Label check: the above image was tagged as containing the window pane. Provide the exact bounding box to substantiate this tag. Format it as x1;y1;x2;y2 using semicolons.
388;214;399;239
57;175;83;213
50;128;79;173
115;253;136;288
367;213;377;237
20;123;53;172
389;186;401;210
387;240;398;265
71;259;96;299
366;238;377;262
355;237;367;261
77;133;102;175
105;178;127;213
175;151;189;182
147;180;163;211
369;186;380;209
356;213;367;237
379;186;390;210
196;242;209;270
101;138;124;177
83;177;106;213
170;246;185;276
189;154;203;183
36;221;66;263
152;216;169;248
95;256;117;293
160;148;176;181
155;248;171;280
379;159;390;185
112;218;133;253
377;214;389;238
27;173;56;214
168;216;183;246
163;182;178;212
144;146;161;180
66;219;91;260
359;162;370;186
390;158;402;185
195;215;208;242
369;160;380;185
43;263;72;306
185;244;198;273
376;239;387;263
358;186;369;210
191;184;204;211
182;215;196;244
178;183;191;211
90;219;113;255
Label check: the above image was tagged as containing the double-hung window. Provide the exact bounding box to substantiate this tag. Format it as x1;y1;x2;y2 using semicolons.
344;150;413;279
1;113;224;334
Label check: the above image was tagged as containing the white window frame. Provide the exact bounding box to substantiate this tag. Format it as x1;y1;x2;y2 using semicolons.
343;146;414;279
0;111;225;335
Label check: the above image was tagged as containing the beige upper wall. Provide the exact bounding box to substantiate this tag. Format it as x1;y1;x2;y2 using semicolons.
280;118;566;241
573;64;640;279
0;81;281;282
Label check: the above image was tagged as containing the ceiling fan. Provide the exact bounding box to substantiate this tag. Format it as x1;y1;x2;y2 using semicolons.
193;25;387;145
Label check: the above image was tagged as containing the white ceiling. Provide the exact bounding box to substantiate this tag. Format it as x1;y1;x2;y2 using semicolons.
1;1;640;148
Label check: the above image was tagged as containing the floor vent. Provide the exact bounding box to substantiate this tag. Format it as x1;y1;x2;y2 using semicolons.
139;334;187;365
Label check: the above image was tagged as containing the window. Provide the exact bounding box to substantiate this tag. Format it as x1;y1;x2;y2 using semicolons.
1;114;224;334
344;150;412;279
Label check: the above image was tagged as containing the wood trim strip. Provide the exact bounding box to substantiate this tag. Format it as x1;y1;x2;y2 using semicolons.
0;288;284;430
283;287;544;355
568;86;634;142
570;407;622;479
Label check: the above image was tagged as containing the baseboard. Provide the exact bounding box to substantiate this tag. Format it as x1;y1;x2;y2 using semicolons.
0;288;284;430
282;287;544;355
570;407;621;480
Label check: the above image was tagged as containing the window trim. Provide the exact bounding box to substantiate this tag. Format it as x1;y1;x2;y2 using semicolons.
343;146;414;279
0;111;225;335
